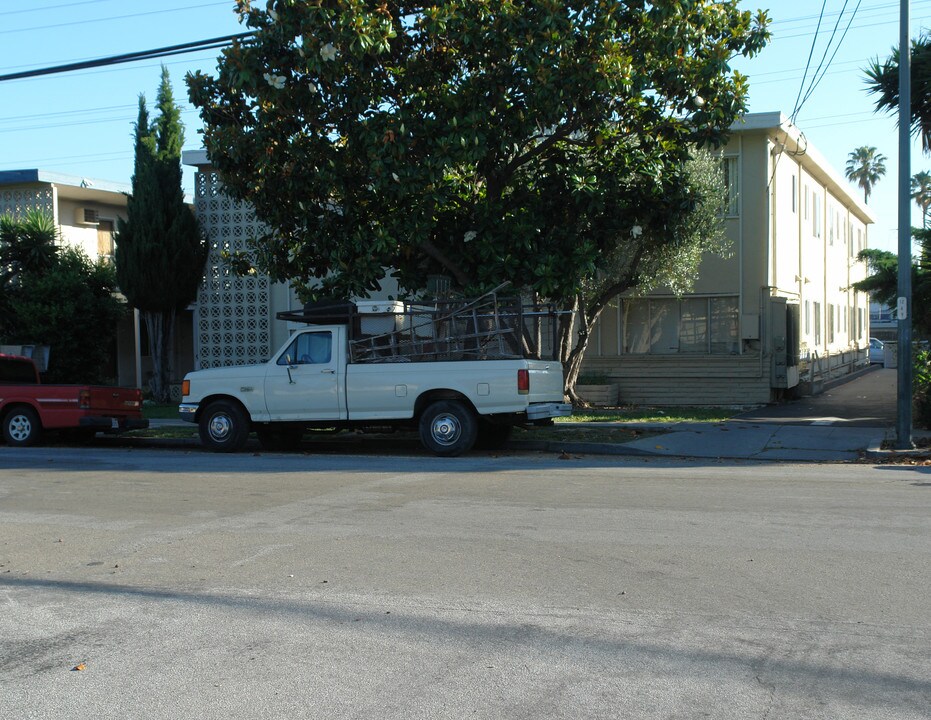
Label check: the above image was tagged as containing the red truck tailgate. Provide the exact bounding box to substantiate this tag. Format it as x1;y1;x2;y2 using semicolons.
82;386;144;414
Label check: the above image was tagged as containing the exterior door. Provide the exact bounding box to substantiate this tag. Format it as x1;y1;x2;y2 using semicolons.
263;328;344;421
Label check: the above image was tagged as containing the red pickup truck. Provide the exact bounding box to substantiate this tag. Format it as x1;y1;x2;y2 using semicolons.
0;353;148;447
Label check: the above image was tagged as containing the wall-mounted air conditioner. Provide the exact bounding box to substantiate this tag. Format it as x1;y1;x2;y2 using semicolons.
75;207;100;226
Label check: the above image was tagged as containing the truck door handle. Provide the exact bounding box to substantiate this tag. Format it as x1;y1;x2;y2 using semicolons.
320;369;335;374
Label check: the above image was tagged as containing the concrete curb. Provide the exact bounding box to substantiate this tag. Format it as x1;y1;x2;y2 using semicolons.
863;429;931;461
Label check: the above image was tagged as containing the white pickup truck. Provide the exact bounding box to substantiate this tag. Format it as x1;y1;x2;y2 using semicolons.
179;295;571;456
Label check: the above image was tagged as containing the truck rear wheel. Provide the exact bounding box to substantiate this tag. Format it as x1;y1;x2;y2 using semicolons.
3;406;42;447
419;400;477;457
199;400;250;453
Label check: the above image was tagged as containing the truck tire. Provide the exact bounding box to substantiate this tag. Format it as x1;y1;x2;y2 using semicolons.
199;400;250;453
3;406;42;447
419;400;477;457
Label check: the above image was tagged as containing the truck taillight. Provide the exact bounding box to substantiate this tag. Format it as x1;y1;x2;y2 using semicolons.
517;369;529;395
78;389;90;409
181;379;190;397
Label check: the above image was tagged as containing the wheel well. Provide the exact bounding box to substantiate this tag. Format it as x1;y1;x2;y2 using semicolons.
414;390;476;419
196;395;251;424
1;402;40;425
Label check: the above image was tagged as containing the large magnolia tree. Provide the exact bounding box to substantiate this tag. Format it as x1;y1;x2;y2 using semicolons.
188;0;768;395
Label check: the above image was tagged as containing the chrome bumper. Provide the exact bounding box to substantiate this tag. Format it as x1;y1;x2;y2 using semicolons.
178;403;199;423
526;402;573;421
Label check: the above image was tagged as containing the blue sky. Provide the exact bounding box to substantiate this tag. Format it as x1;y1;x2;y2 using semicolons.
1;0;929;253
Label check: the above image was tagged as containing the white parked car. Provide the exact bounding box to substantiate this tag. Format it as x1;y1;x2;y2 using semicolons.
869;338;885;364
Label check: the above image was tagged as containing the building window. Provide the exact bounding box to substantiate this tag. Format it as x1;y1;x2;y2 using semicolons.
710;299;739;353
722;156;739;216
814;301;822;345
791;175;797;213
828;207;834;245
679;298;708;353
804;300;811;335
812;194;822;237
623;297;739;354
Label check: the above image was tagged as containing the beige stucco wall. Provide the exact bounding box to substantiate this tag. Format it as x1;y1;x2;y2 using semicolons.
581;114;875;405
55;196;126;260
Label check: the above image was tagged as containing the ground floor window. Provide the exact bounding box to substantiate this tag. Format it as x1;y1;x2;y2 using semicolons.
622;296;739;354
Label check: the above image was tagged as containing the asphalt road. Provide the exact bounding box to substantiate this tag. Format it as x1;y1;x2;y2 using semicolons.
1;446;929;719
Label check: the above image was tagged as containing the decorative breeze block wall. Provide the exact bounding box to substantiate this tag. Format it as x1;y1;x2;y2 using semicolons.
193;171;271;369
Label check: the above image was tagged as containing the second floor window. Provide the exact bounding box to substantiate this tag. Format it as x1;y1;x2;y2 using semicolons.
722;157;739;216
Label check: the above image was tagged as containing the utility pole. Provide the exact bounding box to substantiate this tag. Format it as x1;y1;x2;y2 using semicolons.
896;0;913;449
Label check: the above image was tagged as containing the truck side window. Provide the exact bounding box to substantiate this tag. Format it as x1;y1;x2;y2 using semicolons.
278;332;332;365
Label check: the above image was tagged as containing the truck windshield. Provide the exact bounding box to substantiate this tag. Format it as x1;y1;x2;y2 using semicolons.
0;357;39;384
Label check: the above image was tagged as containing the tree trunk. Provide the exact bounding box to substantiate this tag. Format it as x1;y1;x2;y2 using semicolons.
559;295;604;405
556;267;641;403
143;309;177;404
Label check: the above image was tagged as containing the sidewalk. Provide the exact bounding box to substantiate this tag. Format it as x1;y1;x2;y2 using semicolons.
559;366;923;462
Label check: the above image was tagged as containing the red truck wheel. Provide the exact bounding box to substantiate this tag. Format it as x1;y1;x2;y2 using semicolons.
3;406;42;447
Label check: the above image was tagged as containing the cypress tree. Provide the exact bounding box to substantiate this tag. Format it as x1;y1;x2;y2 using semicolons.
116;66;207;402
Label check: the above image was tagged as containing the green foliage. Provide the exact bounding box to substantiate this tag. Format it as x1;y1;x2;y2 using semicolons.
5;241;126;383
865;34;931;153
116;68;206;314
187;0;768;302
844;146;886;204
0;209;61;337
116;67;208;401
855;228;931;338
912;348;931;428
912;171;931;227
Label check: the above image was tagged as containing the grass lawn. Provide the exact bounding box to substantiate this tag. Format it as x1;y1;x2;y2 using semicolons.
142;403;182;420
556;405;742;424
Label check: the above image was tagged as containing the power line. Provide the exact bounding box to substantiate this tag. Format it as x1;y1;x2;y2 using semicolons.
0;33;253;82
797;1;864;112
790;0;827;121
795;1;854;119
0;1;233;36
0;108;201;134
3;0;118;16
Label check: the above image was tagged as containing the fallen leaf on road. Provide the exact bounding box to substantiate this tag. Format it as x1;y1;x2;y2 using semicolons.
72;663;86;672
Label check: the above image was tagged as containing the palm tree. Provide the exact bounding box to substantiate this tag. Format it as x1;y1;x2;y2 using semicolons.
865;35;931;153
912;171;931;228
845;146;887;204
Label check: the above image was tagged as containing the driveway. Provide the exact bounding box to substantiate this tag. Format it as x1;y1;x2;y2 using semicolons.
734;366;897;427
613;367;906;462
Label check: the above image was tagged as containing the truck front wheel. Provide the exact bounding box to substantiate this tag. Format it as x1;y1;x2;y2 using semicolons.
419;401;477;457
199;400;250;453
3;406;42;447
